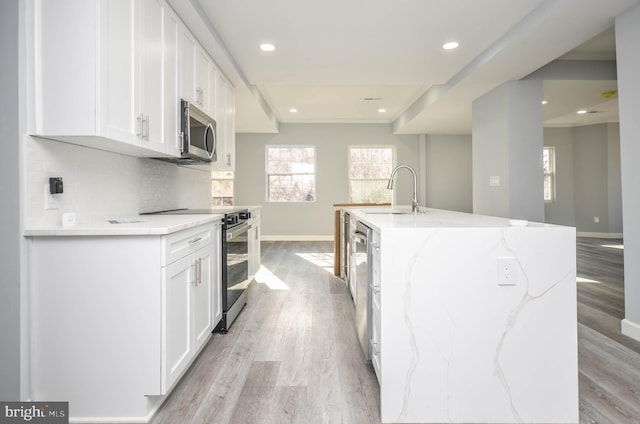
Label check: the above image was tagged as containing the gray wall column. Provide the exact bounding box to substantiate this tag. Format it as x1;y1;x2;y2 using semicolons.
616;3;640;341
0;0;22;401
472;80;544;221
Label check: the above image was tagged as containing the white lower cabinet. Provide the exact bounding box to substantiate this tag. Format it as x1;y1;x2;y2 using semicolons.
370;230;382;384
27;221;221;421
247;210;261;279
162;241;214;393
212;222;223;326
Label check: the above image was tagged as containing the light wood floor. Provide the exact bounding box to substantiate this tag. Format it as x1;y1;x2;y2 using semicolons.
576;238;640;424
151;238;640;424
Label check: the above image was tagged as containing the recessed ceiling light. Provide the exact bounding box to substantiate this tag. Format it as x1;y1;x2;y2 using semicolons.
577;109;588;114
378;108;387;113
542;100;548;105
442;41;459;50
260;43;276;52
289;108;298;113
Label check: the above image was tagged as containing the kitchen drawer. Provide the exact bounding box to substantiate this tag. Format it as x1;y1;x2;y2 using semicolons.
161;224;212;266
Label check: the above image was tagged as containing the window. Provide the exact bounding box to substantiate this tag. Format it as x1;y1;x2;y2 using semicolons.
543;146;555;203
349;146;394;203
211;171;234;206
266;146;316;202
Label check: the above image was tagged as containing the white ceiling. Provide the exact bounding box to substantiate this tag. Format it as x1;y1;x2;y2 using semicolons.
170;0;638;134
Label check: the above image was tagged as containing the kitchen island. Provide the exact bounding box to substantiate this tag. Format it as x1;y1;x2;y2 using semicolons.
346;207;578;424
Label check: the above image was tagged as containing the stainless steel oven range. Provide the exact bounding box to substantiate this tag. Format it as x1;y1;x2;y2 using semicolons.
215;209;251;333
140;208;252;333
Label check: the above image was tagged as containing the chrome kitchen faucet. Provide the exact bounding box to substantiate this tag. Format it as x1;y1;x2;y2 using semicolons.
387;164;420;213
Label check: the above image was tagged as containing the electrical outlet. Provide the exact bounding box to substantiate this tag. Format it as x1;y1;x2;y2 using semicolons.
44;184;59;210
593;216;600;223
497;257;516;286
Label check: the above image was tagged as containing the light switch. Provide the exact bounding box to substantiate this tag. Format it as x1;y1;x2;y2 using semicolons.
489;176;501;187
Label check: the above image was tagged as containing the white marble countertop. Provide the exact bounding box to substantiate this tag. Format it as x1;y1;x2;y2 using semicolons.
24;214;225;236
24;205;262;237
345;205;556;231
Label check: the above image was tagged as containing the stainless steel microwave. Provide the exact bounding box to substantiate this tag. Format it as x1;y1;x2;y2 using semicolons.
179;99;217;163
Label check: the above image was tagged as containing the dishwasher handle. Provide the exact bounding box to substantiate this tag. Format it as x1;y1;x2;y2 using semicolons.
354;231;368;245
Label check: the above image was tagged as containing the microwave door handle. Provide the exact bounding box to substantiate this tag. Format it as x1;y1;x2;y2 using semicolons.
205;123;215;159
212;125;217;158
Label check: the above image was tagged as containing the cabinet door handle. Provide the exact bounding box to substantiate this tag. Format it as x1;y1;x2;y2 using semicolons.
136;113;144;138
196;257;202;286
143;115;149;140
196;88;203;106
371;340;379;356
189;237;202;244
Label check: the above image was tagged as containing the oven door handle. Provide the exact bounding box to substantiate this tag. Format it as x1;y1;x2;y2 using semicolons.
226;222;250;240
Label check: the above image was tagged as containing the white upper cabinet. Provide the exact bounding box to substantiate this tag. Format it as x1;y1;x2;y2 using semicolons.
138;0;165;151
179;25;235;171
214;72;227;169
163;6;182;157
31;0;234;162
212;73;235;171
196;47;215;117
180;27;215;118
180;29;198;106
33;0;180;158
224;81;236;171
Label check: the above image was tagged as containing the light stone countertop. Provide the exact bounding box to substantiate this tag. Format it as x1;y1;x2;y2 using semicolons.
346;205;557;231
24;214;225;236
24;205;262;237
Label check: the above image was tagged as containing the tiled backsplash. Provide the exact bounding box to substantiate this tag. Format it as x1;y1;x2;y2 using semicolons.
25;137;212;227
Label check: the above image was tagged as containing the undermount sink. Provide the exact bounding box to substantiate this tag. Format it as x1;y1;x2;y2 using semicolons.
362;209;411;215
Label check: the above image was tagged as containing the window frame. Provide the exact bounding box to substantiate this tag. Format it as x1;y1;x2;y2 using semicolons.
265;145;317;203
347;145;396;204
543;146;556;203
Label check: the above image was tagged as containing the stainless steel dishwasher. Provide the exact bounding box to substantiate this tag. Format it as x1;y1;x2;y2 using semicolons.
354;220;372;360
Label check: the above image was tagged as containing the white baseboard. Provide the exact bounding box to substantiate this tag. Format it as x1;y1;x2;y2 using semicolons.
261;235;334;241
622;319;640;343
576;232;623;239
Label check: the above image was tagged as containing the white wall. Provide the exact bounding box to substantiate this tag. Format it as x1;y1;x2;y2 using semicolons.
24;138;212;227
424;134;472;213
234;123;420;238
0;0;21;401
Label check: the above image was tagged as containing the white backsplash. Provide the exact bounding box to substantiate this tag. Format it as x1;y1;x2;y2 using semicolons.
24;137;212;227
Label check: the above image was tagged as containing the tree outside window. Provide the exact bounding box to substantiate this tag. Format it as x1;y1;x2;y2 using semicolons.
543;146;556;203
349;146;394;204
266;146;316;202
211;171;234;206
